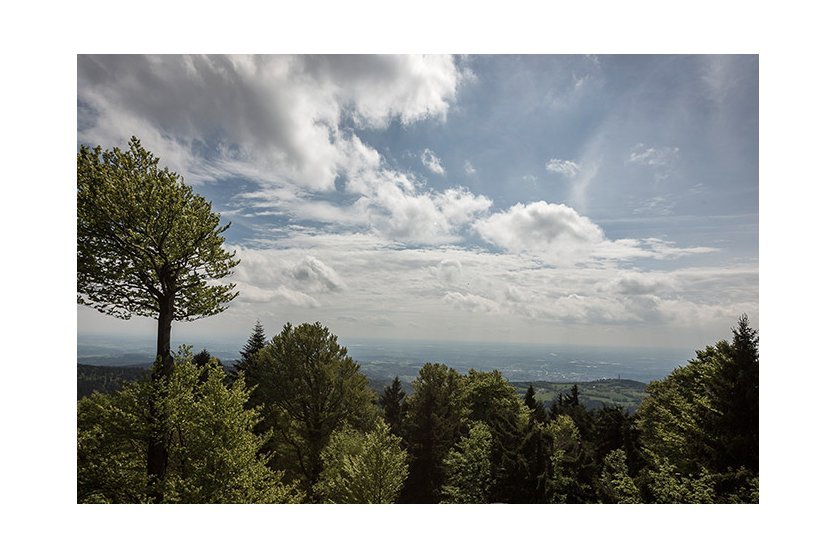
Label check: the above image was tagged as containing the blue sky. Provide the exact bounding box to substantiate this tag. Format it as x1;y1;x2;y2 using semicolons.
77;54;758;348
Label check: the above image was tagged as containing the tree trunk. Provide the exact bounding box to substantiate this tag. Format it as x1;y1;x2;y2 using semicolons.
147;295;175;502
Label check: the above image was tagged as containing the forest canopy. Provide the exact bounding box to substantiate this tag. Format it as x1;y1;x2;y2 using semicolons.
78;316;759;504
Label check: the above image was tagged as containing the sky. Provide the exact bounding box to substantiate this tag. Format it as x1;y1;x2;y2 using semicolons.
76;54;758;349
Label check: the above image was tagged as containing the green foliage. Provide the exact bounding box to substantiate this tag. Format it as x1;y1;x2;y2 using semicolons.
523;384;547;423
401;363;466;503
78;137;240;500
315;419;409;504
545;415;583;503
380;376;407;439
599;449;641;503
636;316;759;502
78;383;153;503
249;322;377;497
462;370;527;502
645;459;717;504
77;137;239;322
234;320;267;381
77;349;301;503
441;422;494;504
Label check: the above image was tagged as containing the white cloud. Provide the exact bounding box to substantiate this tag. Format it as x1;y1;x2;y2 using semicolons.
274;286;321;308
434;259;463;284
421;148;445;175
474;201;718;263
546;158;581;177
435;187;493;226
235;283;320;308
464;160;477;175
78;55;463;191
607;272;677;296
592;238;718;260
474;201;605;260
443;292;502;314
291;256;346;292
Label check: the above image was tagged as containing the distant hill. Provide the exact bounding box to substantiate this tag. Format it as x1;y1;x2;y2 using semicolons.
510;379;648;412
77;364;149;399
78;364;647;411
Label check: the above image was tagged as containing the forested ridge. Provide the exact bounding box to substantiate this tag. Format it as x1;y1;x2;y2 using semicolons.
77;316;759;504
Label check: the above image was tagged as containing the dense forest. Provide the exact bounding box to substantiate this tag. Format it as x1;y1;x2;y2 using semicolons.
77;316;759;504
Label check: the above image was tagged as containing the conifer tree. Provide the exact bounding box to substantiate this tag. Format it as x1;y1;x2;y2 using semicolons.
598;449;641;503
636;315;759;502
524;384;547;423
380;376;406;438
235;320;267;382
401;363;465;503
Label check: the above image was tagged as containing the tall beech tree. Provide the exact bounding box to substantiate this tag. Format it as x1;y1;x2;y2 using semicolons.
77;137;239;501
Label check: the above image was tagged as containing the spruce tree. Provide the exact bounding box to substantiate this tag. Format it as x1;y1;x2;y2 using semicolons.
235;320;267;382
380;376;406;438
524;384;547;423
401;363;465;503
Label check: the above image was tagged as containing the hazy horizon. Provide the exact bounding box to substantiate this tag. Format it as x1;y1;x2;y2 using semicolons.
78;330;696;384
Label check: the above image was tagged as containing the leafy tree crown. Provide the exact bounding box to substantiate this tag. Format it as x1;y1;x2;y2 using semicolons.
77;136;239;320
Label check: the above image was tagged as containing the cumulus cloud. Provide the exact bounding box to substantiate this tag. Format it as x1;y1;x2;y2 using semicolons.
229;248;348;311
464;160;477;175
474;201;717;263
421;149;445;175
77;54;463;190
291;256;346;292
355;175;491;244
474;201;605;259
546;158;581;178
434;259;463;284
